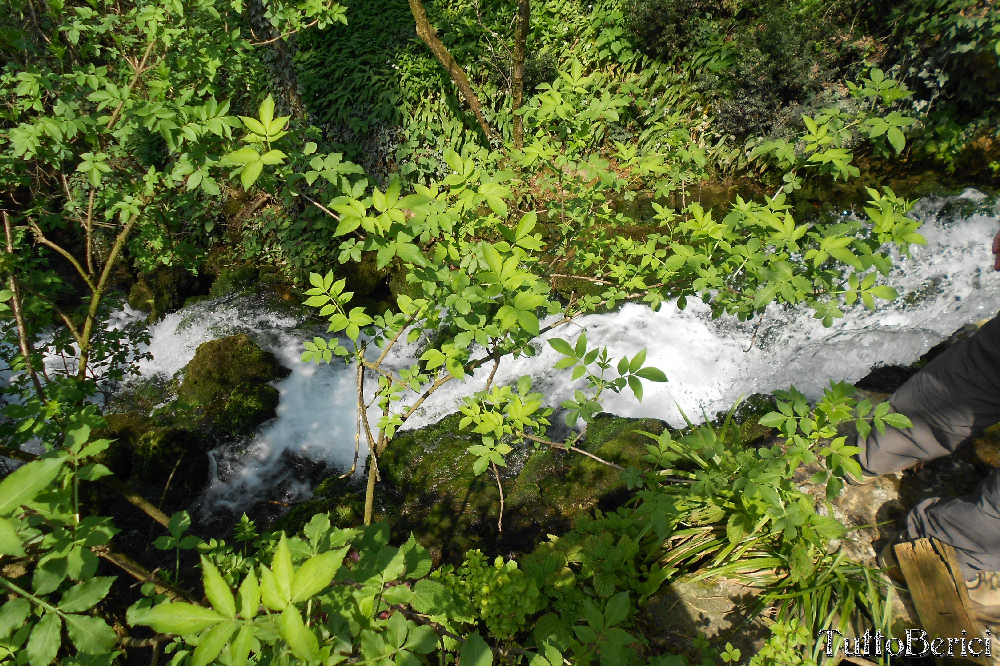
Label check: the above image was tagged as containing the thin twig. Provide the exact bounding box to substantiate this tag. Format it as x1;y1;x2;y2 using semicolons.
340;349;365;478
157;453;185;509
106;37;157;130
520;432;625;470
84;188;96;278
491;462;504;533
743;313;765;352
484;350;501;391
92;546;195;602
248;17;321;45
26;219;96;292
300;193;340;220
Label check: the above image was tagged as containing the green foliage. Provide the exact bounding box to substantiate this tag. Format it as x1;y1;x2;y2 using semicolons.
435;550;541;638
2;0;972;661
0;426;120;664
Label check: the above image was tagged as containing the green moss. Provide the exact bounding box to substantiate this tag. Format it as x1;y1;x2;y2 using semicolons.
274;474;366;534
95;412;154;478
129;426;210;501
714;393;779;446
210;265;261;298
509;415;662;513
370;413;664;561
128;265;210;322
208;383;280;434
179;334;288;405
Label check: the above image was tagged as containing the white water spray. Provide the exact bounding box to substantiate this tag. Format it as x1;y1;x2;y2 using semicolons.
125;190;1000;510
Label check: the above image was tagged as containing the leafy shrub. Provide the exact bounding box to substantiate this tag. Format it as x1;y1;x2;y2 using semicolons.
624;0;732;61
707;1;867;140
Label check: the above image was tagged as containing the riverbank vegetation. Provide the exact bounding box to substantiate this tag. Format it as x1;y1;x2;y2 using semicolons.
1;0;998;662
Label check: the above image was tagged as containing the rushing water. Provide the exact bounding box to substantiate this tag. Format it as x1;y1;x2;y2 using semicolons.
123;189;1000;511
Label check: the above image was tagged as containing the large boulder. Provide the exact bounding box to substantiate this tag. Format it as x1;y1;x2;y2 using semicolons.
178;334;289;435
372;413;659;562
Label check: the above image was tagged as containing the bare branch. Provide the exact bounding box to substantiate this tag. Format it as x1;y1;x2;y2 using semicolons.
491;462;504;532
248;17;321;46
2;211;47;402
0;446;170;528
26;219;96;292
520;432;625;470
106;37;158;130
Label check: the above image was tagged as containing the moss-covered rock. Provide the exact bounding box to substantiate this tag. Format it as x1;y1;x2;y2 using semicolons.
373;413;663;562
179;334;288;406
96;415;210;505
96;411;154;478
509;415;662;515
209;265;261;298
128;265;211;323
207;383;280;435
132;426;209;488
274;474;366;535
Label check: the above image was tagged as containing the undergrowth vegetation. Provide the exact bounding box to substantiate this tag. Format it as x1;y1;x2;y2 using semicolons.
0;0;997;662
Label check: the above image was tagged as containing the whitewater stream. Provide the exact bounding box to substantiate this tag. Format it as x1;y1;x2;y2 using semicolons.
116;189;1000;512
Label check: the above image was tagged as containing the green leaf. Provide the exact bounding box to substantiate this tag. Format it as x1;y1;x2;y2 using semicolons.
405;624;438;654
881;413;913;429
192;620;237;666
58;577;114;613
887;126;905;154
411;579;451;614
634;367;667;382
271;535;293;604
868;285;898;300
237;572;260;619
517;309;540;336
64;614;117;654
291;547;347;602
0;517;24;556
223;147;260;165
230;624;254;666
0;456;64;516
240;160;264;189
26;613;61;665
259;149;286;165
258;95;275;128
460;632;492;666
0;598;30;639
280;606;319;662
548;338;576;357
605;592;630;627
201;557;236;618
131;602;225;635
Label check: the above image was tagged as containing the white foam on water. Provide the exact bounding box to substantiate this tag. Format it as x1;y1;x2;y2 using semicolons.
123;190;1000;509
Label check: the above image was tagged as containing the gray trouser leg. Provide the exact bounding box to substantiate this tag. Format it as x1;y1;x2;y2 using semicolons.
858;314;1000;577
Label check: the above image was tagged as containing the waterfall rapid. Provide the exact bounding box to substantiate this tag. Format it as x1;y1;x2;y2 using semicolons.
125;189;1000;511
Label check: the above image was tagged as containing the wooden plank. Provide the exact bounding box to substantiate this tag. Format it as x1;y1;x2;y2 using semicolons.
894;538;992;665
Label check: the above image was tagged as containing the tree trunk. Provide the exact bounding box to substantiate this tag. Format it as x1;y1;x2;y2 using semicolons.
246;0;306;119
512;0;530;148
406;0;493;139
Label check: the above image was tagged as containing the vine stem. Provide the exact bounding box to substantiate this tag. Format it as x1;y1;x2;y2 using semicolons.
0;576;67;618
